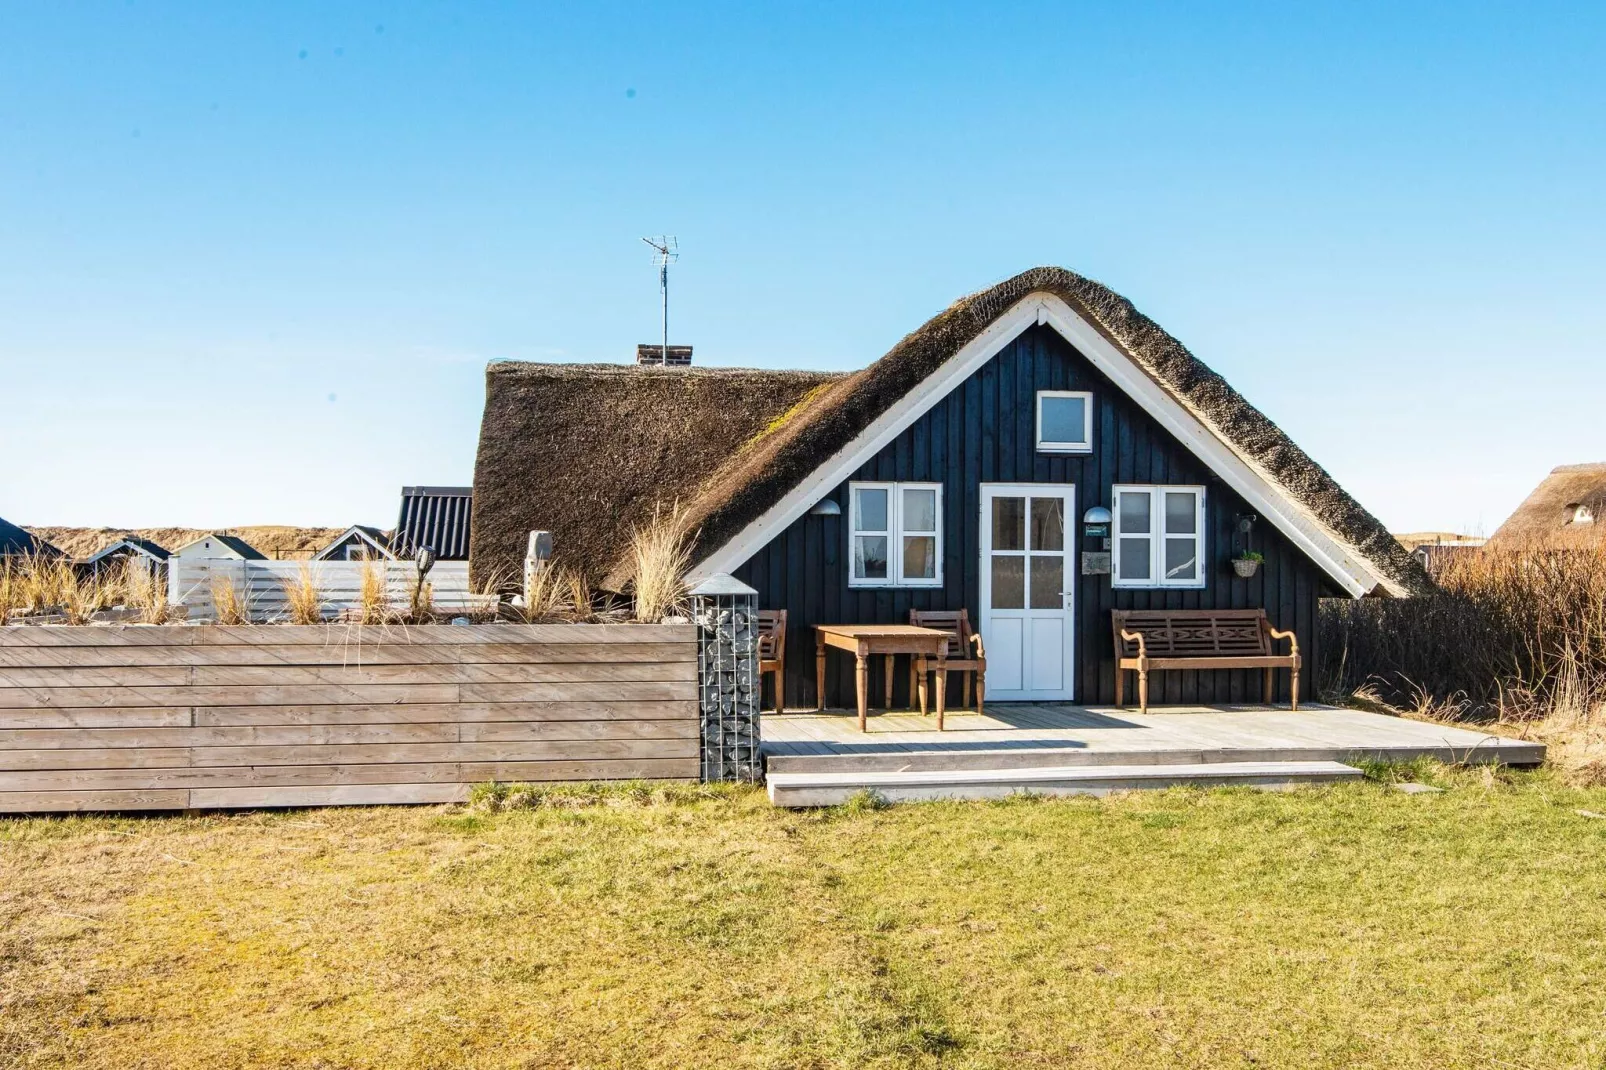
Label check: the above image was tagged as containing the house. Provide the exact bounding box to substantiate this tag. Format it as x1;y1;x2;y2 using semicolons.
80;536;171;577
393;486;472;561
1487;463;1606;549
169;533;268;561
312;525;395;562
0;517;60;559
472;266;1428;708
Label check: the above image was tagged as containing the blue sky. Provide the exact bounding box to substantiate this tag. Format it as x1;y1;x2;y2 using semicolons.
2;2;1601;535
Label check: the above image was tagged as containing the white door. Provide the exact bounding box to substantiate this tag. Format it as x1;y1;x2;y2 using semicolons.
979;484;1076;701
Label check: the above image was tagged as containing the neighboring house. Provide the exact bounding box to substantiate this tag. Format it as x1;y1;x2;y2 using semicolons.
472;266;1428;708
80;537;171;577
0;517;60;558
312;525;395;562
169;533;268;561
1487;463;1606;550
393;486;472;561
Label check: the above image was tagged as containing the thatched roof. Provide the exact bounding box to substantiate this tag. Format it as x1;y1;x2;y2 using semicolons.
471;363;845;585
1488;464;1606;549
472;267;1429;596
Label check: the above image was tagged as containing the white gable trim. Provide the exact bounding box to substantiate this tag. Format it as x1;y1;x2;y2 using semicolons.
312;525;396;561
687;293;1396;598
84;538;167;565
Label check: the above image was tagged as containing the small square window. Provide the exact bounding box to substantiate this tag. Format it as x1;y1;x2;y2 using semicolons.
1036;391;1093;453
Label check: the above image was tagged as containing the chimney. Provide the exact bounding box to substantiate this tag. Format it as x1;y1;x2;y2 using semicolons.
636;344;693;367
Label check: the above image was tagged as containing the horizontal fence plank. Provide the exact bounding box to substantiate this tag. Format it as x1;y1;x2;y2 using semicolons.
191;700;697;727
0;757;702;793
0;679;697;709
186;784;471;809
0;623;696;646
0;660;698;688
0;641;694;669
0;719;696;751
1;737;699;772
0;708;196;730
0;788;191;814
0;700;697;729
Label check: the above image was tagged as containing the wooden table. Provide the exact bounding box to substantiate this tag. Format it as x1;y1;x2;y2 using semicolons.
814;624;951;732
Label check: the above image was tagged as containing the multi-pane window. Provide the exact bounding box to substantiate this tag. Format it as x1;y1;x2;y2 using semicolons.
1112;485;1206;588
848;482;943;587
1035;391;1093;453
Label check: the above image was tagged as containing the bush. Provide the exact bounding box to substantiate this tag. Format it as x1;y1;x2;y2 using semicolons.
1320;545;1606;719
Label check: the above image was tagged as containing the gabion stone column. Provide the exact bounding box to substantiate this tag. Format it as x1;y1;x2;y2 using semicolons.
690;574;762;783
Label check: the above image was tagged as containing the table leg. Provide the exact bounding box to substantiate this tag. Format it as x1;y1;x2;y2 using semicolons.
917;656;928;715
815;631;826;712
883;654;893;710
934;654;947;731
855;650;869;732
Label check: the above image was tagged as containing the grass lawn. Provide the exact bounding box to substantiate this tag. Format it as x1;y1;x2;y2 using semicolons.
5;769;1606;1069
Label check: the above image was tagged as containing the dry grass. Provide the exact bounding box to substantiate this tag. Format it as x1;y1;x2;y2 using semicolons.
628;504;692;623
279;565;326;625
209;574;252;626
0;552;122;624
358;559;390;625
6;776;1606;1068
118;560;172;625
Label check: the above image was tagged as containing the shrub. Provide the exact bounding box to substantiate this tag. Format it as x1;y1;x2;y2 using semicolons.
1320;544;1606;720
358;559;390;625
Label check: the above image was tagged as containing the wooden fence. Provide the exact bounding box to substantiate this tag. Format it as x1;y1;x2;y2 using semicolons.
167;560;489;621
0;623;699;813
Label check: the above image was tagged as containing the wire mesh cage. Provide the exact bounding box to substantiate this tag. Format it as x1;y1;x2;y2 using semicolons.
690;575;762;783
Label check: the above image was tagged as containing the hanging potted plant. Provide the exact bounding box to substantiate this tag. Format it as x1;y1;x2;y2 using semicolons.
1232;550;1263;579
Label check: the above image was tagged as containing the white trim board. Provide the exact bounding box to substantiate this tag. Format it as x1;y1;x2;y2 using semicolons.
687;292;1396;598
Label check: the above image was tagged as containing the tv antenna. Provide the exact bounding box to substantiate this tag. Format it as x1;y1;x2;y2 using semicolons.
642;235;678;366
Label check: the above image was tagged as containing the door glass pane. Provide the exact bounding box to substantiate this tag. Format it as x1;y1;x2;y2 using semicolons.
855;487;888;532
902;487;937;533
990;556;1025;608
992;497;1025;551
902;536;936;580
1039;394;1088;446
1118;537;1152;580
1165;491;1198;535
1164;537;1197;581
1029;555;1064;608
1030;497;1065;551
854;536;888;579
1119;491;1152;534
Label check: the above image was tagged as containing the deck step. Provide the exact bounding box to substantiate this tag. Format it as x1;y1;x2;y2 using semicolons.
764;741;1546;775
765;760;1363;807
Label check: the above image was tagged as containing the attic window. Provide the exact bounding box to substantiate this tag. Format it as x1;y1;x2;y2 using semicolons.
1566;503;1595;525
1036;391;1093;453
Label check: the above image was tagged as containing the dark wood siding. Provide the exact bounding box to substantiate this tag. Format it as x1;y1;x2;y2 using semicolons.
734;323;1331;709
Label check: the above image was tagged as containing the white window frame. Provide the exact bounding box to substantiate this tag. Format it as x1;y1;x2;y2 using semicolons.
847;481;944;588
1035;390;1094;453
1111;484;1207;589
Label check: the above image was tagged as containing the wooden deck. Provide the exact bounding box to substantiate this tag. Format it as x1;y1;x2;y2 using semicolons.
762;703;1544;773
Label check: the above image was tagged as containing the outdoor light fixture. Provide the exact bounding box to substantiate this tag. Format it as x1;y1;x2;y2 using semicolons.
1082;505;1112;526
411;546;437;619
809;499;842;516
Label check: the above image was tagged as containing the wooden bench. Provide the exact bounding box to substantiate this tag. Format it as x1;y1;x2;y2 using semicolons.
757;609;787;715
1112;609;1300;713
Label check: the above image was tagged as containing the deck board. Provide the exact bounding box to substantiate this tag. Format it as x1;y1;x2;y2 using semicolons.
762;703;1542;773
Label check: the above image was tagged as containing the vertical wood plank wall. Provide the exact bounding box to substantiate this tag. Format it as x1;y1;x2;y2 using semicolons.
734;323;1334;709
0;623;699;814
